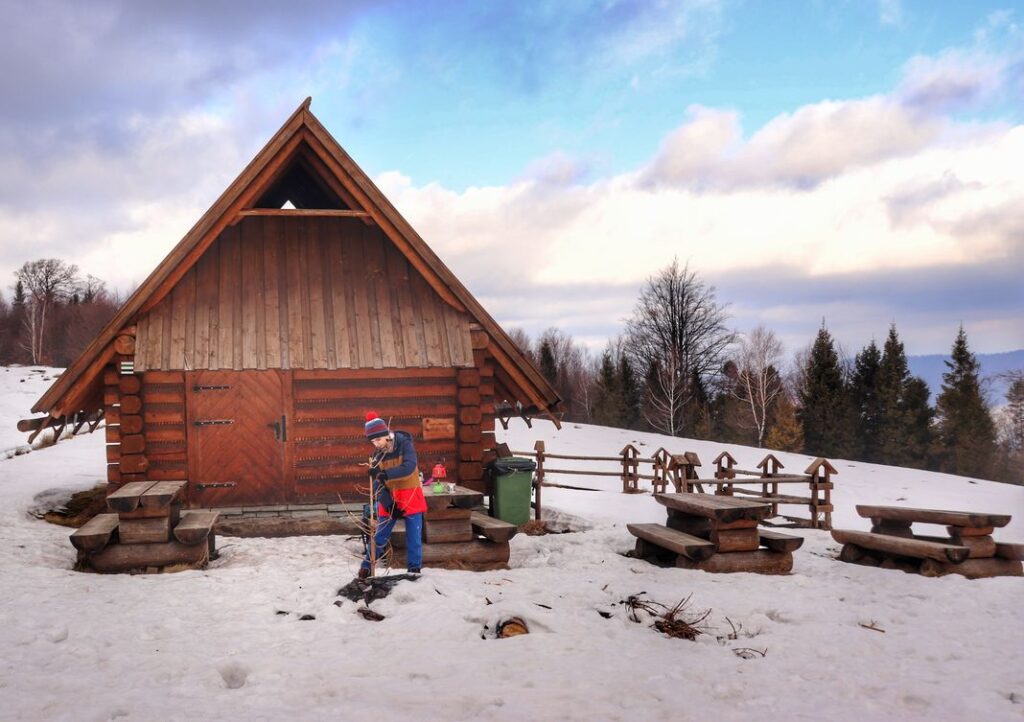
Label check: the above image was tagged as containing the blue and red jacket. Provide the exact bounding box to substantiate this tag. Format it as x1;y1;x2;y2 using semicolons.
374;430;427;517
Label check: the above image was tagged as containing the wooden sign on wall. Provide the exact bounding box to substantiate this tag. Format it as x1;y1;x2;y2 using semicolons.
422;417;455;440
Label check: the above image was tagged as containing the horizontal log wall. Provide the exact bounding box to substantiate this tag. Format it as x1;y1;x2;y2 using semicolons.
135;216;475;372
290;368;459;502
141;371;188;482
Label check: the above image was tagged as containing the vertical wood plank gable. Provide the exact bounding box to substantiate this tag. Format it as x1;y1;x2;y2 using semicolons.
327;223;353;368
317;220;338;369
262;219;282;368
348;225;374;368
285;219;306;368
367;227;398;368
241;221;260;369
217;229;236;370
306;225;329;368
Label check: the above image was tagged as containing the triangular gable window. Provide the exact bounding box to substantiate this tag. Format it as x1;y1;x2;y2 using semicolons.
252;152;352;210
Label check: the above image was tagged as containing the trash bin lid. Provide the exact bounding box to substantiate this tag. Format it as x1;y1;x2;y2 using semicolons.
490;456;537;474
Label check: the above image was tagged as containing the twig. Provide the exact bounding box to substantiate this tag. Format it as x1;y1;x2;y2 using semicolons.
859;621;886;633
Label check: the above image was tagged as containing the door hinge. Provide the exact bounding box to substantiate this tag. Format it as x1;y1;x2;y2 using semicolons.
193;419;234;426
195;482;237;490
193;384;231;392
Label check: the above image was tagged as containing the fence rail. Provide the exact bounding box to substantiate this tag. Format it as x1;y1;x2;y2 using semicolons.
507;441;836;529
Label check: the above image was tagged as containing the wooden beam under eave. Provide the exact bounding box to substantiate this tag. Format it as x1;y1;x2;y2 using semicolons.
237;209;371;219
488;341;561;429
53;344;116;418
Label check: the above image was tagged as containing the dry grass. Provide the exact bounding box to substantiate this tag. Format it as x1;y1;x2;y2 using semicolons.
520;519;548;536
42;484;109;528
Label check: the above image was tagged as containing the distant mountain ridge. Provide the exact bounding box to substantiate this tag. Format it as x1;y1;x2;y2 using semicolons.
907;349;1024;405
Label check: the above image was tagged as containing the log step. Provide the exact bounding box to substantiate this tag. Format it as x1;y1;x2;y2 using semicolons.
996;542;1024;561
919;557;1023;579
831;529;969;563
759;529;804;553
69;513;119;552
391;539;510;570
675;549;793;575
470;511;518;542
80;539;209;574
107;481;158;513
140;480;187;510
174;511;220;545
627;523;716;561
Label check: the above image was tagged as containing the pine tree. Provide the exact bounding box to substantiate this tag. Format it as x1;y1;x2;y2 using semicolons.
798;325;855;458
876;325;913;465
618;354;641;429
591;351;624;427
933;327;997;478
902;376;933;467
850;340;882;461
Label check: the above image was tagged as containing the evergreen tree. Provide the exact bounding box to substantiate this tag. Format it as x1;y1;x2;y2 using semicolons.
850;340;882;461
902;376;933;467
591;351;624;427
798;325;855;458
933;327;997;478
876;325;913;465
618;354;641;429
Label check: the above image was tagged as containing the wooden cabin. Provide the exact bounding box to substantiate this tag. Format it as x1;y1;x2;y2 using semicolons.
28;98;561;509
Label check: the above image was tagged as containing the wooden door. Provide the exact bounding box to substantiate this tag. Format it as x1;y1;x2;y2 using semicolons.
186;370;288;507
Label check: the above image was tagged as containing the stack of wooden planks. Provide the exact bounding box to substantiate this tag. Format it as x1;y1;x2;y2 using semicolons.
390;485;517;571
832;505;1023;579
628;493;803;574
70;480;219;574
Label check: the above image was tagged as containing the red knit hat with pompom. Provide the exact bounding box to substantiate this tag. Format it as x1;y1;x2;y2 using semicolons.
364;411;389;440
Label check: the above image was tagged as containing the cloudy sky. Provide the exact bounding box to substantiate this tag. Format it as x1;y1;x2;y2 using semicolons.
1;0;1021;358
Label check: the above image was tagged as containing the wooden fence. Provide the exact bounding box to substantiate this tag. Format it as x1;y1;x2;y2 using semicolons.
508;441;836;530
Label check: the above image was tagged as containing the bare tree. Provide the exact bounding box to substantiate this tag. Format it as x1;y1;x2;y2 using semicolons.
536;327;594;421
731;326;785;447
624;258;735;436
15;258;79;364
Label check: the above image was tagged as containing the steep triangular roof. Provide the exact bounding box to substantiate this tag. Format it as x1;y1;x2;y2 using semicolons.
33;99;561;423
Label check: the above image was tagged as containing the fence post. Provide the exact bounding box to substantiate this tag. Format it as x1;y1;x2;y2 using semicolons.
533;440;545;521
651;448;669;494
669;454;688;493
620;444;639;493
683;451;704;493
757;453;783;517
804;457;837;530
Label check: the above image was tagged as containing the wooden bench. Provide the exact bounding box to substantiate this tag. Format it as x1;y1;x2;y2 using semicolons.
856;505;1011;529
759;529;804;553
627;523;716;561
69;513;119;552
471;512;518;543
174;511;220;545
832;529;970;563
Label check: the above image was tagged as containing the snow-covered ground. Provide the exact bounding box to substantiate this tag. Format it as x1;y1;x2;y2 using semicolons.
1;367;1022;722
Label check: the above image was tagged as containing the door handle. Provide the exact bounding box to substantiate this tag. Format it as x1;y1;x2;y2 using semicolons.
268;420;281;441
280;414;287;442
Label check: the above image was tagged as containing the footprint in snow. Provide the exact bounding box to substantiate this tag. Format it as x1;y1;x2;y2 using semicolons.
218;661;250;689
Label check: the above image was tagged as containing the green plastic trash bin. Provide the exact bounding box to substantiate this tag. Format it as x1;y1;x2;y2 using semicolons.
489;457;537;526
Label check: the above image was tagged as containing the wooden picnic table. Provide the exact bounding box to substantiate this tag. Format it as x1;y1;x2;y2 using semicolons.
655;493;771;523
833;503;1023;578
